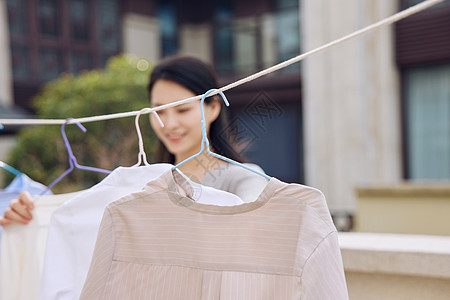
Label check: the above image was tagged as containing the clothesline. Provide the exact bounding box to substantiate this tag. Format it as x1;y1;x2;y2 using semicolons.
0;0;444;127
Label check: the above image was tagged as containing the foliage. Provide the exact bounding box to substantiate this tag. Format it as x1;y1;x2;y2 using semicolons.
5;55;158;192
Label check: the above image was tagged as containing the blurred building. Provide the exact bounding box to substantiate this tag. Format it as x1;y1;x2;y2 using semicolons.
302;0;450;231
0;0;449;231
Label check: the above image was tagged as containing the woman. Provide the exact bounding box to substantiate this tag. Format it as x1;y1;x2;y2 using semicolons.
0;56;268;226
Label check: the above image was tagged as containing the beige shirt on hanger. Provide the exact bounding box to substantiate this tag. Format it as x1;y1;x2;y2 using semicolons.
80;169;349;300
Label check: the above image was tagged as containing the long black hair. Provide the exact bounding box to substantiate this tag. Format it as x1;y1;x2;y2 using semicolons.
148;56;246;164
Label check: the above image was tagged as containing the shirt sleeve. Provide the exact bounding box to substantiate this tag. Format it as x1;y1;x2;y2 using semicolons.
79;207;115;299
301;231;349;300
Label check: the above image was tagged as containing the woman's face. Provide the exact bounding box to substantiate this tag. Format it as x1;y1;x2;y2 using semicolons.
150;79;220;162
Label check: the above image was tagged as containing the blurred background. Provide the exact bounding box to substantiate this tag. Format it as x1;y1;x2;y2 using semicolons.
0;0;449;298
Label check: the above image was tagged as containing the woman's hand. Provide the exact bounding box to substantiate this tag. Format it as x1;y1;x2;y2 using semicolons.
0;191;34;226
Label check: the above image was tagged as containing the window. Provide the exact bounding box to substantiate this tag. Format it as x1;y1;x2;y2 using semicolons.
404;64;450;180
6;0;121;83
69;0;90;42
10;45;30;81
396;0;450;180
158;0;178;57
235;103;302;183
6;0;28;36
401;0;426;7
38;0;60;38
274;8;300;72
213;1;235;75
38;48;63;81
274;0;300;64
96;0;120;52
225;87;304;184
401;0;450;9
213;0;300;76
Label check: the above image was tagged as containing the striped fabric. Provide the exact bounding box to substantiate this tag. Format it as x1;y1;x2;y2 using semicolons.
80;170;348;299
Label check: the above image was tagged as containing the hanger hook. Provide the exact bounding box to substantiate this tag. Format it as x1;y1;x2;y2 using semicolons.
199;89;229;149
62;118;87;166
172;89;229;171
172;89;270;180
133;108;164;167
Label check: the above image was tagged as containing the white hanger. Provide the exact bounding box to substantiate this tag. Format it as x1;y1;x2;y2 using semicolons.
132;108;164;167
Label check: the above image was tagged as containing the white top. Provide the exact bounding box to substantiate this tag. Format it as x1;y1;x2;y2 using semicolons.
0;192;82;300
200;163;269;203
39;164;245;300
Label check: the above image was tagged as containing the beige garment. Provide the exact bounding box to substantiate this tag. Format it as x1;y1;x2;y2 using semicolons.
80;170;348;300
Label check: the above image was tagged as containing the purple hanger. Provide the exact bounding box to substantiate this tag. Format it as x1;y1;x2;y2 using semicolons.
42;119;111;194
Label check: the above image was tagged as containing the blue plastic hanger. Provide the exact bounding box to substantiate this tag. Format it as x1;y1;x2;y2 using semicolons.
0;161;22;177
172;89;271;180
42;119;111;194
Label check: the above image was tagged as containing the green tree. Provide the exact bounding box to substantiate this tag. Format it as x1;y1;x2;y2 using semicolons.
6;55;158;192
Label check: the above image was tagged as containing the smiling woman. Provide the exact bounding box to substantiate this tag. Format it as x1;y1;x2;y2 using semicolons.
150;79;219;165
147;56;268;186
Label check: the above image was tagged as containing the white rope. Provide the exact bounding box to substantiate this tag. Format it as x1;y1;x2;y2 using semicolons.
0;0;444;126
